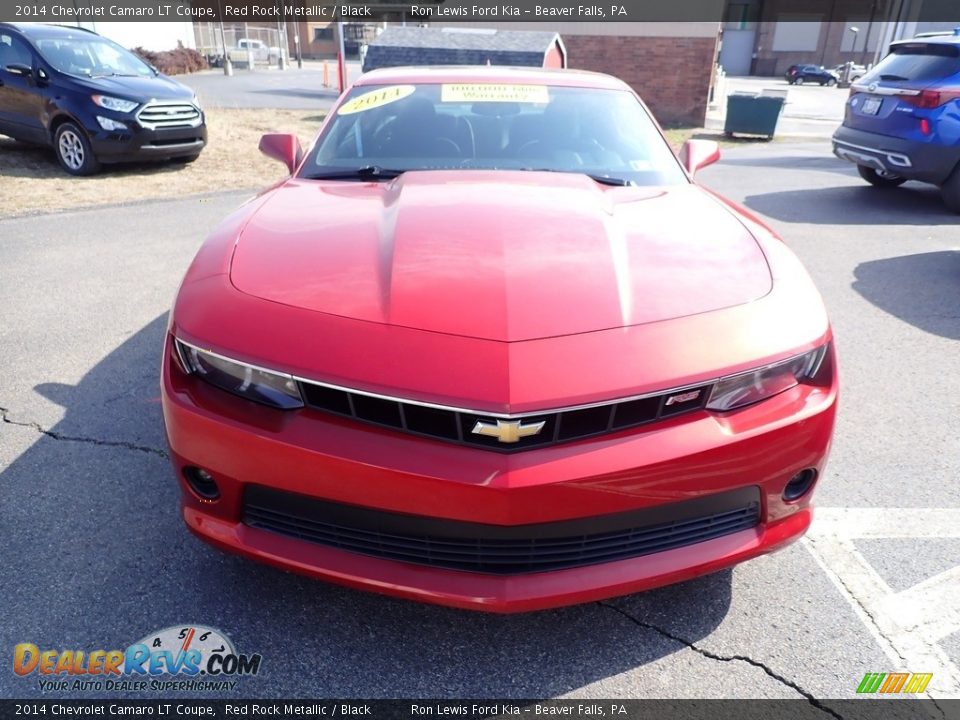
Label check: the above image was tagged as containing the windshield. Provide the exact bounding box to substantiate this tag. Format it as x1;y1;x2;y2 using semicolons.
863;42;960;83
301;83;687;186
34;35;155;78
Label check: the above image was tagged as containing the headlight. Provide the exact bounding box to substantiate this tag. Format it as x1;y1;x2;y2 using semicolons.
91;95;139;113
174;339;303;410
706;346;828;412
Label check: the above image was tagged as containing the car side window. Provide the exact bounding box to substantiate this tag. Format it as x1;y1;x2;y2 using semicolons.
0;32;34;71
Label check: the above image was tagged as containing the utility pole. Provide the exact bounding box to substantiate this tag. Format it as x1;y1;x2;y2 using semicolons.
336;17;347;92
294;18;303;69
276;19;288;69
217;0;231;76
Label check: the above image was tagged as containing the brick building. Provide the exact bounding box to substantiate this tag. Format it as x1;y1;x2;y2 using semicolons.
434;22;721;126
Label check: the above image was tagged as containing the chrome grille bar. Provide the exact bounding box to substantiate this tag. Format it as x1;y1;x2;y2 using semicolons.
137;102;202;129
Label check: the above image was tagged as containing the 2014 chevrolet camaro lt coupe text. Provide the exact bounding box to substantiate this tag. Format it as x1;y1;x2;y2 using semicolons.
161;67;838;612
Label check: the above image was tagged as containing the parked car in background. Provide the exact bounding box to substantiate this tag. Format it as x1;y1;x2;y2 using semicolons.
832;62;867;81
0;22;206;175
832;30;960;212
228;38;280;66
785;64;839;85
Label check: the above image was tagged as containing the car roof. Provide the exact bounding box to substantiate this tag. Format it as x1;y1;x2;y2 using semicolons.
354;65;631;91
0;22;98;40
893;29;960;48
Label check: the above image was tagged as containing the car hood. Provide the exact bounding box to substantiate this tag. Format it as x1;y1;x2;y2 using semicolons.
69;73;194;102
229;171;772;342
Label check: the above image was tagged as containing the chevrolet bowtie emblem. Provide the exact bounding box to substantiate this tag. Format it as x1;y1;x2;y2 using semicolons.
471;418;546;443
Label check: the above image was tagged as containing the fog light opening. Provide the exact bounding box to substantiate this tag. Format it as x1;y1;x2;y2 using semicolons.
183;466;220;501
783;469;817;502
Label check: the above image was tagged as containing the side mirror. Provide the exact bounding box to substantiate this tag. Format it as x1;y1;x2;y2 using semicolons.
680;139;720;177
258;133;303;174
5;63;33;79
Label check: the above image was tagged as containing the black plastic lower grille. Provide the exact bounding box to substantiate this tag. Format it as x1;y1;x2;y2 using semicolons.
243;486;761;575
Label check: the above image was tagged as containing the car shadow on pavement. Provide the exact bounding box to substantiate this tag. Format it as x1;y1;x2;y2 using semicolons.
1;314;733;699
251;88;339;101
853;251;960;341
743;183;957;225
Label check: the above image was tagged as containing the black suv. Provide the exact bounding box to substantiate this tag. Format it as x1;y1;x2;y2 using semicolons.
785;64;839;86
0;23;206;175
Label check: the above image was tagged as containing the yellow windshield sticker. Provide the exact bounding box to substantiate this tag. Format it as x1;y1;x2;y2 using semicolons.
441;84;549;104
337;85;416;115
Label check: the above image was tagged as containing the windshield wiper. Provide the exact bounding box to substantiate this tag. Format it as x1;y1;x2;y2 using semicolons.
584;173;636;187
303;165;406;181
521;168;635;186
879;73;910;81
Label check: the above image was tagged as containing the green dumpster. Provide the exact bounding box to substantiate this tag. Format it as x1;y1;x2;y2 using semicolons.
724;92;785;139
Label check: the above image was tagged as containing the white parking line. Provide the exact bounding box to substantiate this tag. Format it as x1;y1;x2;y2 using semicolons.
880;566;960;643
811;508;960;540
803;507;960;700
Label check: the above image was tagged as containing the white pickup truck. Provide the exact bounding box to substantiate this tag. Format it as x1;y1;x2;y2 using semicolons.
228;39;280;66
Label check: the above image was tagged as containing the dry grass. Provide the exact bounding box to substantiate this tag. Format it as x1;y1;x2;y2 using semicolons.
0;109;325;218
0;116;806;218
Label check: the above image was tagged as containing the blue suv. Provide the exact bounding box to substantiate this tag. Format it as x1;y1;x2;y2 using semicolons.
832;29;960;212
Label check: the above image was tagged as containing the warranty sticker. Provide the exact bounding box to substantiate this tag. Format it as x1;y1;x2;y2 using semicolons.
441;84;549;104
337;85;416;115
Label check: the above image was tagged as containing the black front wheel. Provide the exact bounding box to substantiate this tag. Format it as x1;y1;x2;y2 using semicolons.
54;123;101;176
857;165;907;188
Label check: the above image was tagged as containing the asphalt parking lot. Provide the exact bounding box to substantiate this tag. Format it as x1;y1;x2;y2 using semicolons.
706;76;849;137
1;141;958;704
179;60;363;110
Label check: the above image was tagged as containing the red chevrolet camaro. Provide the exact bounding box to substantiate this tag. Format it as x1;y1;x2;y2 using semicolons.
161;66;837;612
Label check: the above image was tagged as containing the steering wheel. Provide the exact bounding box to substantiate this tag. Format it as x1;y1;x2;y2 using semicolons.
454;117;476;158
432;137;461;156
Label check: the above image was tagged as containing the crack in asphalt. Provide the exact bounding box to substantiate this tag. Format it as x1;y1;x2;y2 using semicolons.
0;405;168;459
598;601;845;720
929;698;948;720
803;536;911;667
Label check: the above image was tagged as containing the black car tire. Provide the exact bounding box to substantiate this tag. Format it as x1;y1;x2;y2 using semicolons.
54;122;101;176
857;164;907;188
795;77;805;85
941;164;960;213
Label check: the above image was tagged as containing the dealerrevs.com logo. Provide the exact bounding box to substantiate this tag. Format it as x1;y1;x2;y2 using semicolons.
13;625;262;693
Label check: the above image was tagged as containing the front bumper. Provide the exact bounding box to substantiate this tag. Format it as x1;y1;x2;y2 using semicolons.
161;337;838;613
832;125;960;185
88;118;207;163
